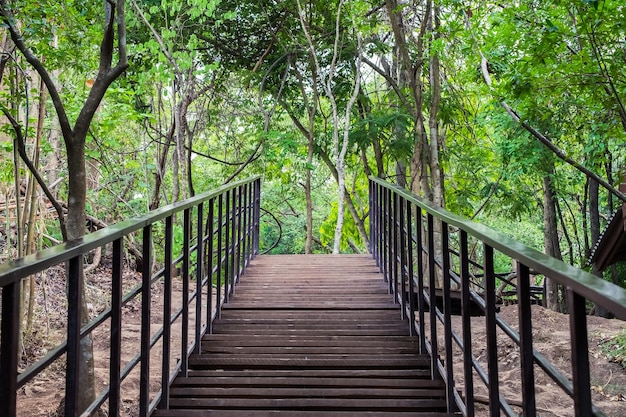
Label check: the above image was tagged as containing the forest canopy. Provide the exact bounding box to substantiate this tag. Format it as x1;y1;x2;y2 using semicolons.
1;0;625;281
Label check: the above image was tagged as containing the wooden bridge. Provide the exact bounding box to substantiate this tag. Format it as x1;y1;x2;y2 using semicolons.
1;176;626;417
155;254;451;417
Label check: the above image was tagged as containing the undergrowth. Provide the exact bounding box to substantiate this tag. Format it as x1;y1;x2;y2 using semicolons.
600;329;626;368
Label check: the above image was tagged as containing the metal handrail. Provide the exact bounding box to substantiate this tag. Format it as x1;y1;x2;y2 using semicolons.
369;176;626;417
0;176;261;417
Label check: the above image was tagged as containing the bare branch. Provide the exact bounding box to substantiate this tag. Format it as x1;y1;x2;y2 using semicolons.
223;141;264;184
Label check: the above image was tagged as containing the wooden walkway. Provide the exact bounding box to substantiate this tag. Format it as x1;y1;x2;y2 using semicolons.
154;255;454;417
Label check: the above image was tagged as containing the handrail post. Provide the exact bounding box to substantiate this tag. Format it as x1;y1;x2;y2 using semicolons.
441;221;455;412
236;184;244;281
247;182;254;263
229;188;237;295
368;180;378;260
392;191;399;303
195;203;204;353
139;225;152;417
207;198;215;333
415;205;426;354
65;256;81;417
0;281;19;417
181;208;191;376
224;190;231;303
517;261;536;416
484;243;500;417
427;214;438;378
398;194;407;318
460;230;474;417
159;216;173;409
253;178;261;256
241;183;249;272
569;290;592;417
383;187;391;288
216;194;223;318
406;199;416;336
109;238;124;415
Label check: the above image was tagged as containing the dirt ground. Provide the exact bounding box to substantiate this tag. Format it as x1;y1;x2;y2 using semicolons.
14;265;626;417
451;304;626;417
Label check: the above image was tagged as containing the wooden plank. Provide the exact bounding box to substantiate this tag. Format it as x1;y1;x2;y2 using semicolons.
154;411;455;417
167;397;447;409
185;369;433;378
172;376;446;388
168;386;446;398
188;356;431;369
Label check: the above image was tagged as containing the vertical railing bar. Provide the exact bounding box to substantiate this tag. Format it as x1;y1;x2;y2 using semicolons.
229;187;237;294
392;191;399;303
569;290;592;417
381;186;387;279
109;239;123;416
253;178;261;256
159;216;173;409
441;221;455;412
195;203;204;353
224;190;231;303
378;183;384;268
371;180;377;266
247;184;254;265
236;185;244;281
0;281;20;417
139;225;152;417
517;261;536;416
241;183;248;273
427;213;438;378
369;180;374;257
181;208;191;377
484;243;500;417
406;200;416;336
415;205;426;354
216;194;223;318
373;182;379;267
377;182;383;271
207;199;215;333
460;230;474;417
399;195;407;319
65;255;81;417
384;188;393;294
372;180;378;264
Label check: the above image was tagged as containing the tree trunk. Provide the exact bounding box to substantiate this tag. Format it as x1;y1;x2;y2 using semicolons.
543;173;562;311
318;149;370;251
589;178;613;317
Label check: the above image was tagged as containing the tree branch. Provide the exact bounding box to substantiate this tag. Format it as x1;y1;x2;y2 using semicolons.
362;56;411;110
223;140;264;184
2;109;67;239
75;0;129;137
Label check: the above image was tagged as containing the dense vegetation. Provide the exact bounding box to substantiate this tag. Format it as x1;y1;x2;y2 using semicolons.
1;1;625;295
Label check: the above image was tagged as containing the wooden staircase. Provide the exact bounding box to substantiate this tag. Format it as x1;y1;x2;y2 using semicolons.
153;255;455;417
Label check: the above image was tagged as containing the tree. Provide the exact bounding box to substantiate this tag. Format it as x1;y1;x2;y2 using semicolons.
0;0;128;412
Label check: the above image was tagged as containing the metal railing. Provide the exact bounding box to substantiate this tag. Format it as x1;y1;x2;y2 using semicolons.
0;176;261;417
369;177;626;417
